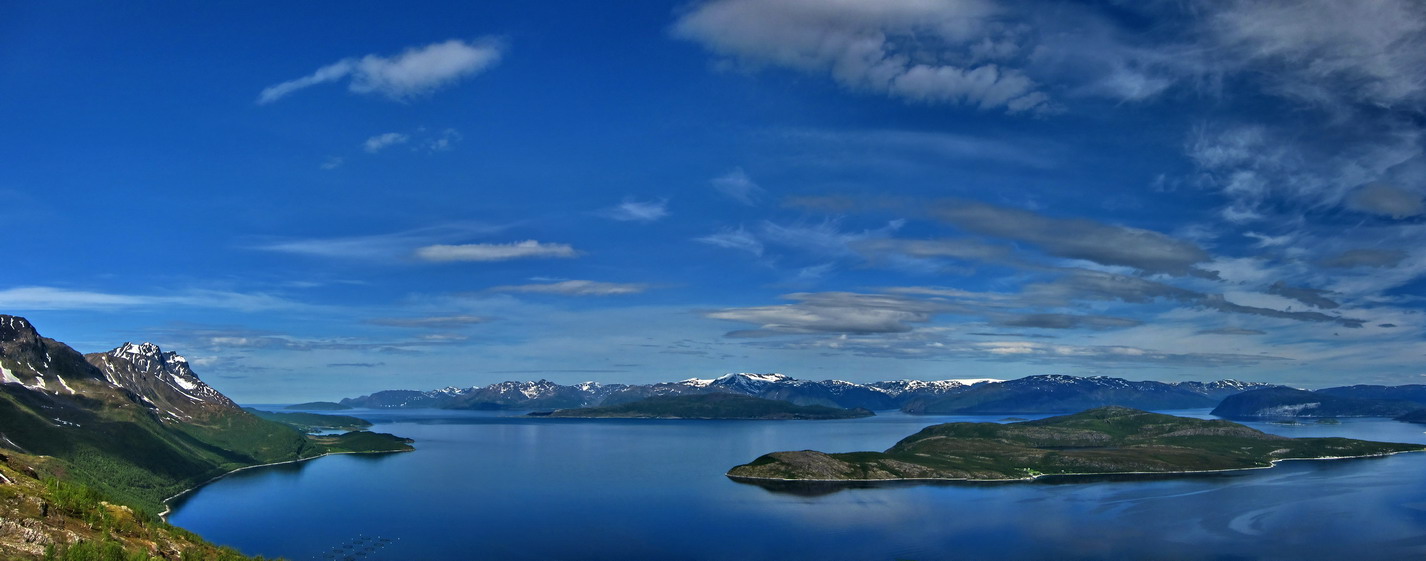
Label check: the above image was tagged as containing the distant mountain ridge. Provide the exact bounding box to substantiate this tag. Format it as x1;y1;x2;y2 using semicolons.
902;375;1279;414
340;372;991;411
1212;387;1426;419
340;373;1280;414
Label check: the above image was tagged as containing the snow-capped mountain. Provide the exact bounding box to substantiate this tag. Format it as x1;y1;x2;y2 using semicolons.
0;313;244;424
867;379;997;396
342;372;1284;414
902;374;1287;414
86;342;239;419
338;372;977;411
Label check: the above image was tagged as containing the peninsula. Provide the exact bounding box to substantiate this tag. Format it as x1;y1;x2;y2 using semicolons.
727;407;1423;482
541;393;874;420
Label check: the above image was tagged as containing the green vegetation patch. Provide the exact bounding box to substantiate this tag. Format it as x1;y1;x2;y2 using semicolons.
242;408;372;433
728;407;1425;481
311;431;415;454
282;401;352;411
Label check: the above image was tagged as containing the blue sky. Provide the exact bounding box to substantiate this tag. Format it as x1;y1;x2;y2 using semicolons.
4;1;1426;402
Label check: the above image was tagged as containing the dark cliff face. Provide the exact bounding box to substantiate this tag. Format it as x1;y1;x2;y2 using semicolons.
0;315;107;392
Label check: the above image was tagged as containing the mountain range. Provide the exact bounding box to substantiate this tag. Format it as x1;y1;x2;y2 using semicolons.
1213;386;1426;420
341;372;1281;414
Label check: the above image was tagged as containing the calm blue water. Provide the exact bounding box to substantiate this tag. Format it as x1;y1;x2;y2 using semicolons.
169;409;1426;561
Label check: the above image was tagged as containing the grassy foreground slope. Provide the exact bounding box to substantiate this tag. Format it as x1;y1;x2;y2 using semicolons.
545;393;874;420
0;450;280;560
728;407;1424;481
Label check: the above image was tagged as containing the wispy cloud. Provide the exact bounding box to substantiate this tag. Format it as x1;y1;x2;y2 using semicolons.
489;280;649;296
1196;327;1265;336
414;241;578;262
0;286;303;312
1320;249;1408;269
599;199;668;222
249;224;506;262
1267;281;1339;310
743;329;1288;368
708;292;947;336
363;132;410;153
934;200;1215;277
258;38;504;104
425;128;463;151
696;226;764;256
1205;0;1426;111
673;0;1052;113
1347;182;1424;219
710;167;764;206
367;315;489;328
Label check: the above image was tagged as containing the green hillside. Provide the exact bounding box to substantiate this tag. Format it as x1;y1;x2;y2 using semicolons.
243;408;373;433
728;407;1423;481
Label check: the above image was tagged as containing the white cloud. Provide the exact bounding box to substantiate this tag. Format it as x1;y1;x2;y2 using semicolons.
0;286;302;312
258;38;504;104
1187;124;1423;222
414;240;578;262
490;280;649;296
250;224;506;262
934;200;1215;277
1244;232;1292;248
673;0;1051;113
1206;0;1426;110
710;167;764;205
600;199;669;222
320;156;344;170
1347;182;1424;219
708;292;945;335
363;132;410;153
762;219;903;258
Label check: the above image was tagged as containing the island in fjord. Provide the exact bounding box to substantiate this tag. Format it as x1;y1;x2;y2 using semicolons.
727;407;1424;482
539;393;874;420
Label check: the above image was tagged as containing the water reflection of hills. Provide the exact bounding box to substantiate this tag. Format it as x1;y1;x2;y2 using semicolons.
166;451;403;511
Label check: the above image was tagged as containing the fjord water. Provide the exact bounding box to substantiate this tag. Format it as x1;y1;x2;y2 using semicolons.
169;410;1426;561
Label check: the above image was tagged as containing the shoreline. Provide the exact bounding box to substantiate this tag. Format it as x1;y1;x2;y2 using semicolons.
158;449;411;520
725;448;1425;484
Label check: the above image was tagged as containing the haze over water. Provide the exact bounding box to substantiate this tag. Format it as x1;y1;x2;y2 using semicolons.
168;410;1426;561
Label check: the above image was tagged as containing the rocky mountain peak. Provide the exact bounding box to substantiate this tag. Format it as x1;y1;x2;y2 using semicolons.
0;315;39;343
116;341;164;357
87;342;236;418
